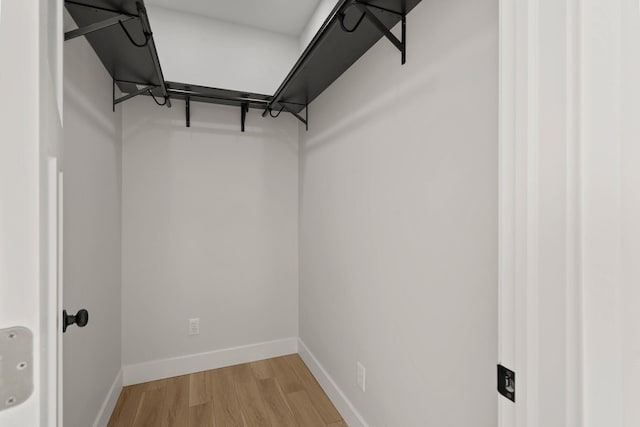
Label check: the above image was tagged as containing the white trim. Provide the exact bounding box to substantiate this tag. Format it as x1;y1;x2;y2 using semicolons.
92;370;123;427
498;0;585;426
497;2;517;426
297;339;369;427
57;172;64;427
522;1;541;425
47;159;60;427
564;1;583;425
122;337;298;386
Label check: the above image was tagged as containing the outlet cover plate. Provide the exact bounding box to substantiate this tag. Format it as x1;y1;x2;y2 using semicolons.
357;362;366;392
188;318;200;336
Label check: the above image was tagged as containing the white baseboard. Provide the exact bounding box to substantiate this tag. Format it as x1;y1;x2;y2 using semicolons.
122;337;298;386
298;339;369;427
93;369;123;427
119;337;366;426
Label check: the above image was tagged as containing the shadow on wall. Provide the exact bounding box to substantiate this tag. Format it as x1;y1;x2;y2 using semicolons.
122;98;299;156
64;78;121;142
296;0;498;425
301;0;497;155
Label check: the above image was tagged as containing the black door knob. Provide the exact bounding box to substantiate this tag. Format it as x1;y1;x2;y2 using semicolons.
62;309;89;333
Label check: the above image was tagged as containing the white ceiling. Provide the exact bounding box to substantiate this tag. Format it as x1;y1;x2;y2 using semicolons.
145;0;322;37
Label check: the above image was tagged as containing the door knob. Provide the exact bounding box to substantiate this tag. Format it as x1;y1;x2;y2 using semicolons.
62;309;89;333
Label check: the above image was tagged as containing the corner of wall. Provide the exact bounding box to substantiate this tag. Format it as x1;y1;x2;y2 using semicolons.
122;337;298;386
297;339;369;427
92;369;123;427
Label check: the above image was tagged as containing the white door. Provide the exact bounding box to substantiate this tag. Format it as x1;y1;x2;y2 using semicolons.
0;0;63;426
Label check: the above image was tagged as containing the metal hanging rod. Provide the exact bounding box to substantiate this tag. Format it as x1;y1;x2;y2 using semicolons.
167;89;271;106
67;0;421;132
65;0;170;108
264;0;351;118
263;0;416;130
137;2;171;108
159;82;272;130
178;94;258;132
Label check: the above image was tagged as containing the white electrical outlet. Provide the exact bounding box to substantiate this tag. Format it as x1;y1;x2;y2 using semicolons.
188;318;200;336
357;362;366;392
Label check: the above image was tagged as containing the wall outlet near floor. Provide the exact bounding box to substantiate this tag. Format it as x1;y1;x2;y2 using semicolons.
357;362;366;392
188;318;200;335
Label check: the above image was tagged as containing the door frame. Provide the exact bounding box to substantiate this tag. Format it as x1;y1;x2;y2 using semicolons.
498;0;583;425
0;0;63;426
497;0;638;426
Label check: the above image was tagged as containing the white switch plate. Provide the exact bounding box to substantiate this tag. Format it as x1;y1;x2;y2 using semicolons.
188;318;200;336
357;362;366;392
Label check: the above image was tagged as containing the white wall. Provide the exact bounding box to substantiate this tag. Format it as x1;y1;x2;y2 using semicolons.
121;99;299;371
147;6;299;94
299;0;339;52
298;0;498;426
63;30;123;427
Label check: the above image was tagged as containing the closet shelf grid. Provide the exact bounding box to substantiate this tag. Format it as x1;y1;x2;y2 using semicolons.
64;0;422;131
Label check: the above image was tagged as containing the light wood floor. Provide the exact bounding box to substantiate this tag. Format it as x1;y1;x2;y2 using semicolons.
107;354;347;427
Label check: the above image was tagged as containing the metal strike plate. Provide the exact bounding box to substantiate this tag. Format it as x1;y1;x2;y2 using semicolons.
497;364;515;402
0;327;33;411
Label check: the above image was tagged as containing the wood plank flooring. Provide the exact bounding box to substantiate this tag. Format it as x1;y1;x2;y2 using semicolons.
107;354;346;427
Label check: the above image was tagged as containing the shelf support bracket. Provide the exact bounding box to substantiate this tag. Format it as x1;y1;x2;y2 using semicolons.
64;14;135;41
353;2;406;64
241;103;249;132
185;96;191;127
113;82;157;110
64;2;150;49
282;103;309;131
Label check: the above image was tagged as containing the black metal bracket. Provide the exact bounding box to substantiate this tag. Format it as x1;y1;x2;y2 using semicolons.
241;103;249;132
182;96;252;131
283;103;308;131
341;1;407;65
263;102;308;131
64;1;152;49
64;14;135;41
185;96;190;127
137;2;171;108
113;79;169;111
